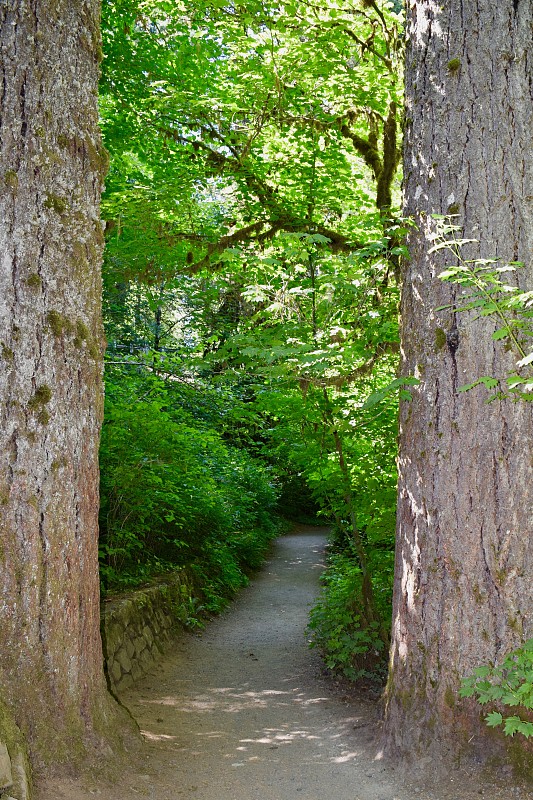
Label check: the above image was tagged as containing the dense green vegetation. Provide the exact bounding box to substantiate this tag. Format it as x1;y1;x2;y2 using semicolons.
98;0;407;673
95;0;533;765
99;367;280;598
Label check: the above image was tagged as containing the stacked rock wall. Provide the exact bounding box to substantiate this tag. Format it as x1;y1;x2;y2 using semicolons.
101;568;199;694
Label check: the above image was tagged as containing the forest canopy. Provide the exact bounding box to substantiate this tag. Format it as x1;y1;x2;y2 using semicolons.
97;0;407;671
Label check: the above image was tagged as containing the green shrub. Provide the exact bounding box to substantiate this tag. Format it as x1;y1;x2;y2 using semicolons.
307;548;393;683
190;544;249;618
99;382;280;592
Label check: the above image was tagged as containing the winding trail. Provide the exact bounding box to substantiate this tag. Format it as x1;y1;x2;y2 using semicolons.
121;524;386;800
38;526;525;800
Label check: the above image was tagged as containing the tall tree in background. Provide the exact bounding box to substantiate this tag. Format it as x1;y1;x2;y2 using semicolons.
99;0;407;663
0;0;127;789
384;0;533;762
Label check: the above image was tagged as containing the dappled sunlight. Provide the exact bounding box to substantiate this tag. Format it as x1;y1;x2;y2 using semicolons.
138;685;330;714
137;680;369;769
332;751;363;763
140;730;178;742
231;718;365;766
196;730;227;739
111;527;397;800
239;726;321;745
281;553;324;572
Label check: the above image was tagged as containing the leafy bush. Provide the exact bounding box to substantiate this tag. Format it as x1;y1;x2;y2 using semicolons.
99;376;280;592
460;639;533;739
307;547;393;683
190;544;249;617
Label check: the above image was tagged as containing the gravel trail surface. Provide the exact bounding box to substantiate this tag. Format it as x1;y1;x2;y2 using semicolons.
37;526;530;800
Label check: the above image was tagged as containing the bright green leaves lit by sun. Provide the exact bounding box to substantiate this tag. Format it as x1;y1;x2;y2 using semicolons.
100;0;404;276
99;1;406;678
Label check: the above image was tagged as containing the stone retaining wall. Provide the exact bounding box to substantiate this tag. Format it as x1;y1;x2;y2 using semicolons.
101;568;199;694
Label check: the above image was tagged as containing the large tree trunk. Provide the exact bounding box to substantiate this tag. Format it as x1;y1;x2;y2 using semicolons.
0;0;128;785
383;0;533;764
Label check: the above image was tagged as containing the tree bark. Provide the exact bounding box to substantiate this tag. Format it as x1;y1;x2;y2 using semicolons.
383;0;533;764
0;0;129;780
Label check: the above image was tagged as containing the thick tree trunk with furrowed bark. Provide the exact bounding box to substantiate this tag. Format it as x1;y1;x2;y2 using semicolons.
383;0;533;767
0;0;130;789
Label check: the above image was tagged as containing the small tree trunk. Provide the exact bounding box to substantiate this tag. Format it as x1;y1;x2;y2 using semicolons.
332;429;382;632
320;388;386;642
0;0;131;779
383;0;533;765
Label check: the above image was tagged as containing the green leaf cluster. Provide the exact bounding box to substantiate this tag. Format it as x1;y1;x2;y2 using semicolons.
307;550;393;682
460;640;533;739
433;216;533;399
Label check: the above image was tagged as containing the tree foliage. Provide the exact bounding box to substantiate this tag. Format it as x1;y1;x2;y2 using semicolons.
432;216;533;399
98;0;406;669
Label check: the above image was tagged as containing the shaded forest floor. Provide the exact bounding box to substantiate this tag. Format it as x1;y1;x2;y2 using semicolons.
38;526;529;800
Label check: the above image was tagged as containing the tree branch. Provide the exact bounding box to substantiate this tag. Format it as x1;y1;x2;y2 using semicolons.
376;102;400;210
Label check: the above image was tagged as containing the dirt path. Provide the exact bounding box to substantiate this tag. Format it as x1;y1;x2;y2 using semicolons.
38;526;528;800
